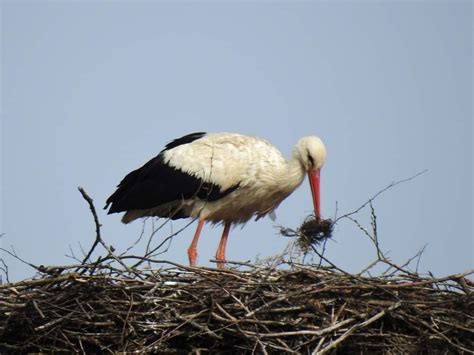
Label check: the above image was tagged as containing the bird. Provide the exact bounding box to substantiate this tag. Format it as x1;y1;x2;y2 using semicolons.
104;132;327;268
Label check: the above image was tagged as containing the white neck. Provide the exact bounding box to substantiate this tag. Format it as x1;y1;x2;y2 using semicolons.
280;156;306;194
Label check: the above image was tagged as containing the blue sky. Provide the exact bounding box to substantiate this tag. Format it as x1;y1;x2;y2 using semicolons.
2;1;472;281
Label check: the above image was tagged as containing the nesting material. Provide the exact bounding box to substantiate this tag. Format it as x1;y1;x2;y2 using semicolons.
280;216;334;253
297;217;334;252
0;262;472;353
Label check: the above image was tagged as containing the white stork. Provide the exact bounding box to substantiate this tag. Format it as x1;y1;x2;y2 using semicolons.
105;132;326;268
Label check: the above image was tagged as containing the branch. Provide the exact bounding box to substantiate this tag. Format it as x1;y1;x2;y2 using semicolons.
0;246;41;273
77;186;102;265
316;302;402;354
77;186;138;277
334;169;428;223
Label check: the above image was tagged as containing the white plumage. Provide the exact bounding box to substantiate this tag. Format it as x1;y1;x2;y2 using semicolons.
105;132;327;268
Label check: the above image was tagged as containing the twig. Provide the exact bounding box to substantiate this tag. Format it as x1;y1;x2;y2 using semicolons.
317;302;402;354
77;186;139;277
0;246;41;273
77;186;102;266
334;169;428;223
0;258;9;284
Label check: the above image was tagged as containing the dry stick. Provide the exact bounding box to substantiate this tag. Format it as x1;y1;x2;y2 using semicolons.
77;186;102;265
131;217;197;269
120;217;171;271
0;259;9;284
122;217;153;255
315;301;402;355
121;291;134;346
383;244;427;277
176;314;222;340
256;339;269;355
244;318;355;338
244;285;314;318
312;336;326;354
380;268;474;289
142;217;172;257
346;199;421;278
309;245;377;290
0;246;41;274
401;312;474;354
308;245;404;306
334;169;428;223
32;299;46;319
152;308;209;345
77;186;138;277
367;201;422;277
215;311;298;354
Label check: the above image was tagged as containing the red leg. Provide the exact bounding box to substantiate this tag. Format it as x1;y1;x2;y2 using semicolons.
187;219;205;267
215;222;231;269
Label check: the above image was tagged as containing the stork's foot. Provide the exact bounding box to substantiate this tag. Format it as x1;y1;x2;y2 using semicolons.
187;247;197;267
187;219;205;267
215;222;231;269
215;254;225;269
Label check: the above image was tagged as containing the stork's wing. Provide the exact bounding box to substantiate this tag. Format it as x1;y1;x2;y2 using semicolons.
105;153;241;214
105;132;242;214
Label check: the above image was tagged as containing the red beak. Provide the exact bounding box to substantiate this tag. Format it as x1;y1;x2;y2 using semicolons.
308;168;321;219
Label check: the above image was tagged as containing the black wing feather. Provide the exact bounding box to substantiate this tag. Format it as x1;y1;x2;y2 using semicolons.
164;132;206;150
104;132;238;215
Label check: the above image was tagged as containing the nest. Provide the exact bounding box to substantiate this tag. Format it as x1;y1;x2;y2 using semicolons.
1;185;472;353
1;262;472;354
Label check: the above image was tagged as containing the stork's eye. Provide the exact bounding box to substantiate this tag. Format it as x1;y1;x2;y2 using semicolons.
307;151;315;166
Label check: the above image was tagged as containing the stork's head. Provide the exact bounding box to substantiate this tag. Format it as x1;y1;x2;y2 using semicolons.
294;136;327;219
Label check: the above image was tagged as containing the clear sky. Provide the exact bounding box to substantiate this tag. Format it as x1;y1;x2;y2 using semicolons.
2;0;472;282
